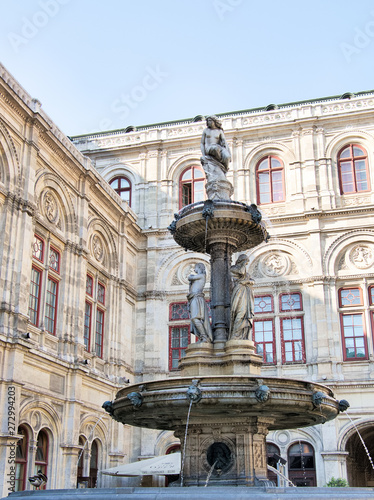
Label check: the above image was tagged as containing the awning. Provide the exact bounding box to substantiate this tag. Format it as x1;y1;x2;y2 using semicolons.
101;452;181;476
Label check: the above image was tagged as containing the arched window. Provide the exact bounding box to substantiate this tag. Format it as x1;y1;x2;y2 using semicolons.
109;176;132;206
256;155;285;204
35;429;49;489
15;426;28;491
338;144;370;194
89;440;99;488
77;436;86;487
179;166;205;208
288;441;316;486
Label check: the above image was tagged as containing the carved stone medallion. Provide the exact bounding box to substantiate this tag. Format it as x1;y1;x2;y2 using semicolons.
92;234;104;262
43;190;59;223
348;244;374;269
260;252;290;277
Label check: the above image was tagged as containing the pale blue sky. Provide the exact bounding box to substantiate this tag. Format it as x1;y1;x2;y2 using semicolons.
1;0;374;136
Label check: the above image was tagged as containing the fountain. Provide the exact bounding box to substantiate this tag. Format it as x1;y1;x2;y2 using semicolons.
103;115;348;487
6;120;374;499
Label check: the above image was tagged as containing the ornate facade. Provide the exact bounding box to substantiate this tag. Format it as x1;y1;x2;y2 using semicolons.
0;61;374;494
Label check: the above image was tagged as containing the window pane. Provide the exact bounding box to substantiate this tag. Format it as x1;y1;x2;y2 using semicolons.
95;309;104;357
97;283;105;305
171;303;189;320
257;158;269;171
84;302;92;350
353;146;365;156
270;158;281;168
110;179;118;190
45;278;58;335
32;236;44;261
193;167;204;179
86;275;93;296
29;268;41;326
182;169;192;180
119;178;130;188
339;147;351;159
254;296;273;313
340;288;361;306
281;293;301;311
49;248;60;273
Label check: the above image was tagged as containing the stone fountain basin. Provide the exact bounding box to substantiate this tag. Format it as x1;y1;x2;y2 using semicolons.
112;376;339;431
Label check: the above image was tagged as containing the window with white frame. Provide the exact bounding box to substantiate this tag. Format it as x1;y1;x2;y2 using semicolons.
29;234;61;335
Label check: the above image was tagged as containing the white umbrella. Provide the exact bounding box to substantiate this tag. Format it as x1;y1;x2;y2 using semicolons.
101;452;181;476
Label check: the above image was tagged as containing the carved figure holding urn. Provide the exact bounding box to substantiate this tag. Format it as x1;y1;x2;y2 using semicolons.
187;263;213;343
229;254;254;340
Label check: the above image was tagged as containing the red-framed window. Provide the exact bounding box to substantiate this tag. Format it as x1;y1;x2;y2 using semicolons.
179;166;205;208
110;176;132;206
169;325;190;370
95;309;104;358
288;442;316;487
340;313;368;360
256;155;285;205
338;144;370;194
29;267;42;326
280;293;302;312
45;277;58;335
85;274;106;356
280;317;306;363
97;283;105;305
35;429;48;489
369;286;374;305
86;275;93;296
338;287;369;361
15;426;28;492
253;319;276;364
49;247;60;273
254;295;273;314
29;235;61;334
84;302;92;351
339;287;362;307
32;235;44;262
170;302;190;321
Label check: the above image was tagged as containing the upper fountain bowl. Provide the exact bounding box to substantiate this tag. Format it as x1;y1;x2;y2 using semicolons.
168;200;269;254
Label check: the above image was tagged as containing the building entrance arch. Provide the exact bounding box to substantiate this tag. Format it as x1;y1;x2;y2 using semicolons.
346;425;374;487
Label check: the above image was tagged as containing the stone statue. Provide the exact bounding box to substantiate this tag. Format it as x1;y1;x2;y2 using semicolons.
200;116;233;200
229;254;254;340
187;263;213;343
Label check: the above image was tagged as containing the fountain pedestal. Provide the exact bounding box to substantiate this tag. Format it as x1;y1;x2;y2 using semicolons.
175;417;274;486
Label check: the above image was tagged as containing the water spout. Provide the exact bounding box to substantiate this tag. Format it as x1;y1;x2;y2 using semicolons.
345;410;374;471
204;460;217;487
180;399;193;487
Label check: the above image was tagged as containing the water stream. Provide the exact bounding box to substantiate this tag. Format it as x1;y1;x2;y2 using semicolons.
345;411;374;471
267;465;295;487
77;416;105;471
204;460;217;487
180;399;193;487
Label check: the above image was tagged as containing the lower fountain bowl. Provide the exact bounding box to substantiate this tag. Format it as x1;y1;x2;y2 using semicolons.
111;375;339;431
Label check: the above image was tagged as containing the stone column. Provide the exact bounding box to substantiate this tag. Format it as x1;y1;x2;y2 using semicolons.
208;241;235;345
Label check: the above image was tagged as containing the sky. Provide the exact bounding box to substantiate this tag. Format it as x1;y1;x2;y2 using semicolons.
1;0;374;137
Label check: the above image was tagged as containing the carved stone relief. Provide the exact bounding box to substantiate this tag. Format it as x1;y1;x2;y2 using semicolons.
260;253;291;277
92;233;104;263
41;189;61;228
171;261;210;286
347;244;374;270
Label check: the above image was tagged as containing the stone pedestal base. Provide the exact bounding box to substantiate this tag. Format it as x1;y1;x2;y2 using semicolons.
176;417;274;487
178;340;262;376
206;180;234;200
